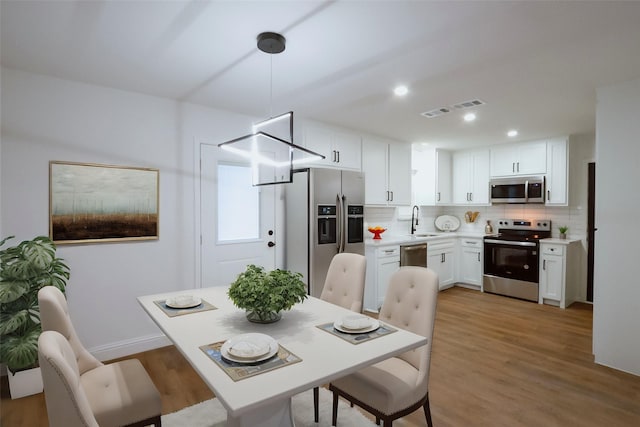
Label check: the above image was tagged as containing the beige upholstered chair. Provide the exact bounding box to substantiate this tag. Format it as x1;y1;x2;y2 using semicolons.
38;286;162;427
319;252;367;312
314;252;367;422
329;266;439;427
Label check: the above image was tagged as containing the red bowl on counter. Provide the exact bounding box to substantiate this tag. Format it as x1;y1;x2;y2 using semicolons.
368;227;386;240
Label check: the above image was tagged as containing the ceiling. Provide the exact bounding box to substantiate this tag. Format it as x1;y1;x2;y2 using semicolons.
2;1;640;150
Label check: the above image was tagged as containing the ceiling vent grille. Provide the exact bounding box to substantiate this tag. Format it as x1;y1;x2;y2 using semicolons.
420;107;452;118
451;99;486;110
420;99;486;119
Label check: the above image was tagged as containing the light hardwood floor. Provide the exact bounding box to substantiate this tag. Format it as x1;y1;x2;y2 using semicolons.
2;287;639;426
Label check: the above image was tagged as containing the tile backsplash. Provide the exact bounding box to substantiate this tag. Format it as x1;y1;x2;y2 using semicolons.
365;204;587;240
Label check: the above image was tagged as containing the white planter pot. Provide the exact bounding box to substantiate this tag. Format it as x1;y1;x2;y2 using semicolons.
7;366;43;399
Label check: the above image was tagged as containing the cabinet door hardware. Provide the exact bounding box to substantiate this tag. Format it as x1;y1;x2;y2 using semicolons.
437;192;441;202
336;150;340;163
543;259;546;270
547;190;551;201
477;253;481;262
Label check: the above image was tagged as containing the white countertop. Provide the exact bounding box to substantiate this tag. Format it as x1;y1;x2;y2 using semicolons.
365;231;490;246
540;237;582;244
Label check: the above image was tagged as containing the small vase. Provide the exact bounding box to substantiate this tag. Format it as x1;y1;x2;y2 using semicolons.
246;310;282;324
559;233;567;240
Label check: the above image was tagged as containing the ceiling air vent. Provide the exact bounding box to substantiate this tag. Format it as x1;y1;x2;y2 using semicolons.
420;107;452;119
451;99;486;110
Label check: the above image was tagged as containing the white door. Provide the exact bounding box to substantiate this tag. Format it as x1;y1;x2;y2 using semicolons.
200;143;277;287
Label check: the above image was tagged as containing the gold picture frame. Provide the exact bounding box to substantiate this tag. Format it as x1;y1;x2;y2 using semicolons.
49;161;159;244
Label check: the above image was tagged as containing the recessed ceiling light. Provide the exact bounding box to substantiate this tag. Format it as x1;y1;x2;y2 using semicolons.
463;113;476;122
394;85;408;96
507;129;518;137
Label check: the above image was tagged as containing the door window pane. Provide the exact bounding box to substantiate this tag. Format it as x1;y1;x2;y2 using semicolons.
218;164;259;241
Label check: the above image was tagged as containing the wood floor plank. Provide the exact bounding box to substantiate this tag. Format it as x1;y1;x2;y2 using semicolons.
2;287;639;426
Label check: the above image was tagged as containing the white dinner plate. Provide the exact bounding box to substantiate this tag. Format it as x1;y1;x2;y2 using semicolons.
220;333;279;363
333;318;380;334
435;215;461;232
165;295;202;309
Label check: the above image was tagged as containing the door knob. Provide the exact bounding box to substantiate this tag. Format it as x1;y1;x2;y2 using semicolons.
268;241;275;247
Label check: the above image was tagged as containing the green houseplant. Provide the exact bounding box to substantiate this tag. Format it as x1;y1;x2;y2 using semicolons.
0;236;70;373
558;226;568;239
227;264;307;323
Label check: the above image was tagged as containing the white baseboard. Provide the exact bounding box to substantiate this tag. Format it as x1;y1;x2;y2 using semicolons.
89;333;171;362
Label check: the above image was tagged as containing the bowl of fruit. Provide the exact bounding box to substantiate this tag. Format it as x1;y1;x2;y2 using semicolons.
367;226;386;240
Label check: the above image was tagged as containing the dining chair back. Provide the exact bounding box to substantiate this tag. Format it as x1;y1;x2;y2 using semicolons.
329;266;439;427
314;252;367;422
38;285;102;373
38;330;100;427
320;252;367;312
37;286;162;427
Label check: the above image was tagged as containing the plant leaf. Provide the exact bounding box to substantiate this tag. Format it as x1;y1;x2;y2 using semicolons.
21;238;55;271
0;326;41;371
0;279;30;303
0;309;30;335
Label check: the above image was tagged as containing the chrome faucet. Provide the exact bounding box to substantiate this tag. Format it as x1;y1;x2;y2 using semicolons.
411;205;419;234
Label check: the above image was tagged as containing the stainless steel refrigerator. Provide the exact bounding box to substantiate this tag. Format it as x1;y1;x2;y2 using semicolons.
284;168;365;297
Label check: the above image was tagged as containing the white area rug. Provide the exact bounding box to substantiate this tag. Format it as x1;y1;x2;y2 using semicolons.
162;387;377;426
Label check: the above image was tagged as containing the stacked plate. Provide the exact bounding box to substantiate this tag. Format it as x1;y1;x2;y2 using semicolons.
165;295;202;309
221;333;279;363
333;314;380;334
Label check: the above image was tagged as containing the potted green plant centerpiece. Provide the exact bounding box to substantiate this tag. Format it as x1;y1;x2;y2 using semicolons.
228;264;307;323
558;226;568;239
0;236;70;398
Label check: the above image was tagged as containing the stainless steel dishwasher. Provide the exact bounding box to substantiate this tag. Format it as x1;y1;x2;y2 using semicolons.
400;242;428;267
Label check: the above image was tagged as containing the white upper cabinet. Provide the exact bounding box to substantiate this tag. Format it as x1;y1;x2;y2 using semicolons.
302;122;362;170
452;149;490;205
412;146;452;206
490;141;547;177
545;138;568;206
363;137;411;206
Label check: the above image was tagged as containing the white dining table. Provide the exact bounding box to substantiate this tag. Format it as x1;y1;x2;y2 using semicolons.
137;286;427;427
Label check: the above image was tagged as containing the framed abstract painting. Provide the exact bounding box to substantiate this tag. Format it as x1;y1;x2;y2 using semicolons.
49;161;159;244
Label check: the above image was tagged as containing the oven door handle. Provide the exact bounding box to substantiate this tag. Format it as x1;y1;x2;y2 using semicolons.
484;239;537;247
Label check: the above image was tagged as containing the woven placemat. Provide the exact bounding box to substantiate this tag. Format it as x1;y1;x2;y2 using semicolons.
200;340;302;382
316;321;397;344
153;299;217;317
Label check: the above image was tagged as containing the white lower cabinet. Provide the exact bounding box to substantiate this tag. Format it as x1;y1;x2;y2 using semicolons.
364;245;400;312
458;238;483;287
539;240;581;308
427;239;455;290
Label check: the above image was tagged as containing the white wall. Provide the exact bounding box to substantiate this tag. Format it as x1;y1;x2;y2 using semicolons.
593;77;640;376
0;68;256;359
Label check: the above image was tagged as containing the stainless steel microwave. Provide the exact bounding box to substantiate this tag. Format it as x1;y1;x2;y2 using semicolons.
489;175;545;204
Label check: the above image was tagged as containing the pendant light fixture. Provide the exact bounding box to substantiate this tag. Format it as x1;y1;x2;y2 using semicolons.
218;32;324;186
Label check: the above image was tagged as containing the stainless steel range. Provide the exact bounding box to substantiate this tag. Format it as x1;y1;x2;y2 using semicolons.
483;219;551;302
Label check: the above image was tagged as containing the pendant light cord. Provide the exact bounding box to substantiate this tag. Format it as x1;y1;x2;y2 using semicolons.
269;52;273;118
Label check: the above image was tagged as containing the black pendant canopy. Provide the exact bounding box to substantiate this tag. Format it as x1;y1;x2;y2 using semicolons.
257;32;286;54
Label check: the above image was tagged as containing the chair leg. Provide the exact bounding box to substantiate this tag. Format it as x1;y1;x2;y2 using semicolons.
423;393;433;427
313;386;319;423
332;389;339;426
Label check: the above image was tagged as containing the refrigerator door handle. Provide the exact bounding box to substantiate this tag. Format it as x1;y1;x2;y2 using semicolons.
336;193;343;252
339;194;347;252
